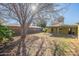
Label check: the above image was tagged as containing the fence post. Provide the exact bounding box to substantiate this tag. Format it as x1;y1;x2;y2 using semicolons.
77;25;79;39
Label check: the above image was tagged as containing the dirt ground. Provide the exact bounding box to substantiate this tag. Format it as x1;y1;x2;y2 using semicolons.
0;33;79;56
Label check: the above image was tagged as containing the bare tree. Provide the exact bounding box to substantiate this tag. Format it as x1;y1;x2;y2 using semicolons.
52;16;64;26
0;3;69;36
0;3;69;55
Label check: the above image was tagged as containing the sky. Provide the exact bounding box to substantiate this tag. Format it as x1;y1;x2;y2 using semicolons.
64;3;79;25
6;3;79;25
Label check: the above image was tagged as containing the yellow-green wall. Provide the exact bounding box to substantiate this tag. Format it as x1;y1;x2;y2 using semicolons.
47;25;78;37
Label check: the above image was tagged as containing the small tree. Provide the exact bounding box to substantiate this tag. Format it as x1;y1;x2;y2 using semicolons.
37;20;46;28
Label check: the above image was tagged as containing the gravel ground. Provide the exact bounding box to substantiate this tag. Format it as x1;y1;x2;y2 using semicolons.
0;33;79;56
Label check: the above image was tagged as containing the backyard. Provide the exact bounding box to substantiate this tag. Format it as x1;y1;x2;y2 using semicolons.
0;32;79;56
0;3;79;56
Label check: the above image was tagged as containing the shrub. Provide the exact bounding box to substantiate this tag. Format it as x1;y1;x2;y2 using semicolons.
43;28;52;33
53;40;69;56
0;25;15;43
37;20;46;28
43;28;48;32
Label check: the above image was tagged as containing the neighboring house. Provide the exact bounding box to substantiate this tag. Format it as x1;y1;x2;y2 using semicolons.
7;24;42;35
47;16;79;39
47;24;79;39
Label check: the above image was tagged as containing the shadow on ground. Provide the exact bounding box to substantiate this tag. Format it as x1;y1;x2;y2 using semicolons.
0;35;45;56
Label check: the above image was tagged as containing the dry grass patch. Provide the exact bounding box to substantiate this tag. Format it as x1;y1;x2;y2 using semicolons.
0;33;79;56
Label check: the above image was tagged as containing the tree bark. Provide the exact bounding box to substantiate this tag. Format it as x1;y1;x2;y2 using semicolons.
20;24;26;36
17;25;27;56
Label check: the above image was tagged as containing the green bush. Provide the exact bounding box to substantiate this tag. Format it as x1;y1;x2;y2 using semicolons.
0;25;15;43
37;20;46;28
43;28;48;32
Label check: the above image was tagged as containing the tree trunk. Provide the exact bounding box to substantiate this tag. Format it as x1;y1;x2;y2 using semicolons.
17;25;27;56
21;26;26;36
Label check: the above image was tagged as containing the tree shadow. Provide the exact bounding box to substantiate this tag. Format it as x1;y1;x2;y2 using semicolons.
35;38;45;56
0;37;21;56
0;35;45;56
67;42;79;56
16;36;27;56
16;35;39;56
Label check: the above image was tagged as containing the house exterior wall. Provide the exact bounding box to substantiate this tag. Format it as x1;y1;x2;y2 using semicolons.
59;26;77;35
46;27;51;33
47;25;78;38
